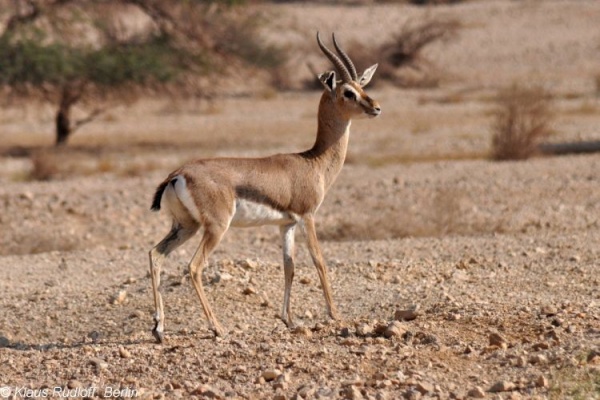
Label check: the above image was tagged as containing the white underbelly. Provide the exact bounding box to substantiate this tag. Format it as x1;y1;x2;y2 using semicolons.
230;198;296;227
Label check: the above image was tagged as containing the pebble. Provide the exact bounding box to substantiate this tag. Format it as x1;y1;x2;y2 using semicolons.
89;357;108;370
292;326;313;338
529;354;548;364
384;321;406;338
395;305;420;321
297;384;316;398
415;381;433;394
242;287;257;295
514;356;527;367
532;342;550;350
192;385;224;399
112;290;127;305
67;380;82;389
587;350;600;364
403;389;421;400
535;375;548;388
489;332;507;347
342;385;364;399
467;386;486;398
262;369;282;382
356;323;373;337
489;381;516;392
118;346;132;358
0;335;10;347
541;305;558;316
242;259;257;269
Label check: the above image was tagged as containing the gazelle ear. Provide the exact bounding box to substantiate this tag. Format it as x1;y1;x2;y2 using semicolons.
318;71;336;95
358;64;378;87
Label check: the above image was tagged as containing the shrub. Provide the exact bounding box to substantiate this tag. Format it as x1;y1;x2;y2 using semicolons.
490;84;554;161
348;17;461;88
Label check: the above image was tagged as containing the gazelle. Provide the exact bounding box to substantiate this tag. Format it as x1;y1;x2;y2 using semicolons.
149;32;381;343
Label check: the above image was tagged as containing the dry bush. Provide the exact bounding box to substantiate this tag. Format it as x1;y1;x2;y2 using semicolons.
348;17;460;88
491;84;554;161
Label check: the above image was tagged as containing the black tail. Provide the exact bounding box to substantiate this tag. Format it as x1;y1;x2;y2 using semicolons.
151;180;170;211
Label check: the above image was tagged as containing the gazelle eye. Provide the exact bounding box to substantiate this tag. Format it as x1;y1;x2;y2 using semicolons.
343;90;356;100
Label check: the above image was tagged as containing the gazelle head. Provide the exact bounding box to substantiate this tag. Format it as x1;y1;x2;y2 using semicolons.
317;32;381;119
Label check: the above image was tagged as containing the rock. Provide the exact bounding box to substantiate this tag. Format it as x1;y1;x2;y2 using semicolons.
403;389;421;400
262;369;282;382
489;332;506;347
192;385;224;399
489;381;516;392
356;323;373;337
297;384;316;398
242;259;257;270
535;375;548;388
467;386;486;398
532;342;549;351
342;385;364;400
118;346;132;358
112;290;127;305
123;277;137;285
0;335;10;347
384;321;406;338
213;272;233;283
395;305;420;321
87;331;102;343
292;326;313;338
529;354;548;364
541;305;558;317
415;381;433;394
67;380;83;389
514;356;527;367
89;357;108;370
587;350;600;364
299;277;312;284
340;327;351;338
242;287;256;295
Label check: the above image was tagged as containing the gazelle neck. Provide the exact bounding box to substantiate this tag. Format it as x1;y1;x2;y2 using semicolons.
303;92;351;189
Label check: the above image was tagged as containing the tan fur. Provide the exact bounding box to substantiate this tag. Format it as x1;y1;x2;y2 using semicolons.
148;34;381;343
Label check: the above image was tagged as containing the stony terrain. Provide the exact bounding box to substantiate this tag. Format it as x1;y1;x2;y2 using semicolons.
1;1;600;399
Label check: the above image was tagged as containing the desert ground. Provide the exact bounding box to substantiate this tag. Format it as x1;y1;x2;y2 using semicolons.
1;1;600;399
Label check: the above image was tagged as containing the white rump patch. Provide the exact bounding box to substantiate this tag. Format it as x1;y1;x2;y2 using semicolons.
231;198;296;228
163;175;201;222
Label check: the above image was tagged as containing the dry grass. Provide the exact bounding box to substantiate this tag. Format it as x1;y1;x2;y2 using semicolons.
490;84;555;161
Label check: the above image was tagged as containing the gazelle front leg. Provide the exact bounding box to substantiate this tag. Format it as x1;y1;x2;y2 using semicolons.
280;223;297;328
302;214;340;321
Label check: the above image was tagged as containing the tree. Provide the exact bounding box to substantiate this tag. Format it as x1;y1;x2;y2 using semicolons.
0;0;283;145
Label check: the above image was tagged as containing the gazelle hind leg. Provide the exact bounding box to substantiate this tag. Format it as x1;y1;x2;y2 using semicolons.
280;223;297;328
149;223;199;343
188;223;229;337
303;215;340;320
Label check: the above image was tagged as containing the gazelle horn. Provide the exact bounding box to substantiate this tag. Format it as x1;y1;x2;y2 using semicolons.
316;32;352;83
332;33;358;81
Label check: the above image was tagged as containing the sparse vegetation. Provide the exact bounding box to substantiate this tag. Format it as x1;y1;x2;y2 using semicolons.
349;17;461;88
491;84;555;161
0;0;286;146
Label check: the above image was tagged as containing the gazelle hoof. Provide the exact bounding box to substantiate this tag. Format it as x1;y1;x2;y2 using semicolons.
152;326;165;344
211;324;226;338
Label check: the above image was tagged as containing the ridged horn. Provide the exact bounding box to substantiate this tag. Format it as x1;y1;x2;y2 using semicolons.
332;33;358;81
316;31;352;83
